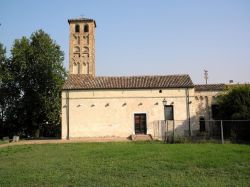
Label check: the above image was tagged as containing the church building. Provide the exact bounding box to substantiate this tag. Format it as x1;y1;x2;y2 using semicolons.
61;18;224;140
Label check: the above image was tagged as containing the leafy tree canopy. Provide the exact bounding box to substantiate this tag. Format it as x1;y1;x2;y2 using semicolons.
217;85;250;120
0;30;66;138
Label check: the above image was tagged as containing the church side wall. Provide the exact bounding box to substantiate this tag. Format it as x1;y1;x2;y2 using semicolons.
61;88;196;139
191;90;222;135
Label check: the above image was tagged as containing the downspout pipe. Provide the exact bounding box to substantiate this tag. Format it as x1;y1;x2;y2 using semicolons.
66;91;70;140
186;88;191;136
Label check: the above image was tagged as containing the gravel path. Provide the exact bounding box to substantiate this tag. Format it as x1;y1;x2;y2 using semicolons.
0;137;130;148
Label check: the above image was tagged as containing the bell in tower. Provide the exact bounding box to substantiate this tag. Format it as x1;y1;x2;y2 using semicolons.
68;18;96;76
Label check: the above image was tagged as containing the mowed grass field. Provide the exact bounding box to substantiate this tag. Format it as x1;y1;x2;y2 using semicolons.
0;140;8;145
0;142;249;187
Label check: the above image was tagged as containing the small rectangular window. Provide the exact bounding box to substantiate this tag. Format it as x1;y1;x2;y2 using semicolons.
164;105;174;120
211;104;219;119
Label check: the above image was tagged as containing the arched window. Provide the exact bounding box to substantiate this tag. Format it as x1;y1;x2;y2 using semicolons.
84;24;89;32
73;46;80;53
83;47;89;53
75;24;80;32
77;63;80;74
86;35;89;44
83;53;89;61
87;62;89;74
83;36;89;45
73;62;77;74
77;36;80;45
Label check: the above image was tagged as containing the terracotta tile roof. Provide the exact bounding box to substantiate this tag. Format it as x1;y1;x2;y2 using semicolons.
195;84;225;91
63;74;194;90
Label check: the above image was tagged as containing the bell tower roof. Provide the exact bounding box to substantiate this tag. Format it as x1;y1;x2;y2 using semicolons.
68;18;96;27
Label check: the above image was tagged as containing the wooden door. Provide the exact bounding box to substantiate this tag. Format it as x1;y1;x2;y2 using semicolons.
134;114;147;134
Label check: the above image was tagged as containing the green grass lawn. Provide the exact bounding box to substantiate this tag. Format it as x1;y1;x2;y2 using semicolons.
0;142;249;187
0;140;8;145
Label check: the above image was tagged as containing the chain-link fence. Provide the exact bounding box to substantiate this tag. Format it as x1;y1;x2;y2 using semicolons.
152;120;250;143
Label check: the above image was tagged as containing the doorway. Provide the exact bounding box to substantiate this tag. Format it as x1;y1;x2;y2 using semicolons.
199;116;205;132
134;114;147;134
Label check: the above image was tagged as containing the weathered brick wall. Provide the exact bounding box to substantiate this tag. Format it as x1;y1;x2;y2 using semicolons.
69;20;95;76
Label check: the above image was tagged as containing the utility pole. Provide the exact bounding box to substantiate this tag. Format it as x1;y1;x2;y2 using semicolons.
204;70;208;84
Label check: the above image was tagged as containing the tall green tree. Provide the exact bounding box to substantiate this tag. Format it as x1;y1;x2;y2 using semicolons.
3;30;67;137
0;43;19;137
0;43;7;137
217;85;250;120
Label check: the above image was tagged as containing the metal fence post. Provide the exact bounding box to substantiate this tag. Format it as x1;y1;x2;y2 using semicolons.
164;120;167;142
158;121;159;140
220;120;224;144
166;120;168;142
173;120;175;143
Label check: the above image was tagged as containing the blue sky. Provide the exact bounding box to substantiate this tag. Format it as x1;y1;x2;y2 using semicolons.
0;0;250;84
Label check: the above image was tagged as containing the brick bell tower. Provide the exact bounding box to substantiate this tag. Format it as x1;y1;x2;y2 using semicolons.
68;18;96;76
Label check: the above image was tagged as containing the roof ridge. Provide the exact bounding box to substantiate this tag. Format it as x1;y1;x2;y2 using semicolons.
194;84;226;91
95;74;190;78
63;74;194;90
195;83;225;86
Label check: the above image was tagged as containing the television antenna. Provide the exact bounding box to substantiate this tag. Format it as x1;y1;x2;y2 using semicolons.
204;70;208;84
